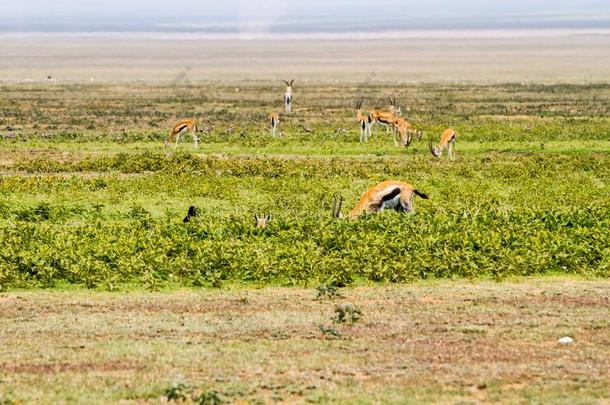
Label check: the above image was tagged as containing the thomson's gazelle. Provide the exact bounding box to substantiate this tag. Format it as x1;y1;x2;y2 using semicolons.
393;118;422;147
369;98;400;135
282;79;294;114
429;128;457;159
355;99;372;142
268;113;280;137
165;119;199;148
332;180;429;219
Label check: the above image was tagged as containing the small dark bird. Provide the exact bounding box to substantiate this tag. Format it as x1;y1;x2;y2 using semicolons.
183;206;199;222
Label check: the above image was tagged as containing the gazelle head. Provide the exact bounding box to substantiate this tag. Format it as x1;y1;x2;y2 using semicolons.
183;205;199;223
282;79;294;90
332;195;344;219
388;97;401;116
428;138;441;158
254;213;272;229
355;98;364;111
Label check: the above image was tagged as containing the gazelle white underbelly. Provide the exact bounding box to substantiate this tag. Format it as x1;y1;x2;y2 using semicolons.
381;195;401;210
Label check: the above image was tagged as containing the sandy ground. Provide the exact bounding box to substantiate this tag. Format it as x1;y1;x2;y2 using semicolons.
0;279;608;403
1;32;610;83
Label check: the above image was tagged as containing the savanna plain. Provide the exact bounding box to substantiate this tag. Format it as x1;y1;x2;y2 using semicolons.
0;76;609;403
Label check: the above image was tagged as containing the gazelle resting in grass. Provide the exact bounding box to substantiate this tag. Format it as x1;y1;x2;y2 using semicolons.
282;79;294;114
165;119;199;148
355;99;372;142
332;180;429;219
254;213;272;229
393;118;422;147
429;128;457;159
268;113;280;137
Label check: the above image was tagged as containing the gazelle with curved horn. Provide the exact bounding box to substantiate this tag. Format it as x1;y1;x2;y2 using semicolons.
165;119;199;149
356;99;372;142
332;195;344;218
369;97;400;135
254;213;272;229
388;97;402;118
393;118;422;147
332;181;429;220
429;128;457;159
282;79;294;114
268;113;280;137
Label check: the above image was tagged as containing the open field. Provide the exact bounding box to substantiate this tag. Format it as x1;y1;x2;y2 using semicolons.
1;279;609;404
0;82;609;289
2;32;610;83
0;34;609;404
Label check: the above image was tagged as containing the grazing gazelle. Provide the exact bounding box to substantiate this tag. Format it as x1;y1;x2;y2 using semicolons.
355;99;372;142
393;118;422;147
282;79;294;114
268;113;280;137
254;213;272;229
429;128;457;159
165;119;199;148
332;180;429;219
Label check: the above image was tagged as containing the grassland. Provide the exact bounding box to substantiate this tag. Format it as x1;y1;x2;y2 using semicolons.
0;82;609;290
0;80;609;403
1;279;609;404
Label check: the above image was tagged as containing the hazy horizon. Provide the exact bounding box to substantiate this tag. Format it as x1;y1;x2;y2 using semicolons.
2;0;610;33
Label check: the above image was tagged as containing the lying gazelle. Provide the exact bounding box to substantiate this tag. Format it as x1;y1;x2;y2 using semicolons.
254;213;272;229
282;79;294;114
165;119;199;148
429;128;457;159
268;113;280;137
355;99;372;142
332;180;429;220
393;118;422;147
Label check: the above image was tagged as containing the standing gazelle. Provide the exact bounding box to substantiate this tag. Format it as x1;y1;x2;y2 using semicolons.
282;79;294;114
165;119;199;149
269;113;280;137
356;99;372;142
369;98;400;135
429;128;457;159
332;180;429;219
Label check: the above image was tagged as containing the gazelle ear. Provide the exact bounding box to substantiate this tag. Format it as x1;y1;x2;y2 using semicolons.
265;213;272;221
254;213;259;222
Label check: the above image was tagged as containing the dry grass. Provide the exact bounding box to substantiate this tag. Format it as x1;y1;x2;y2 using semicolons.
1;278;608;404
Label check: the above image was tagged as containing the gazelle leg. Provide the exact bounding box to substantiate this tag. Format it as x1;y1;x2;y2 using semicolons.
191;130;199;148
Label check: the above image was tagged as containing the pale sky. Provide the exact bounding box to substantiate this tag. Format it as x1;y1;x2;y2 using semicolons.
2;0;610;31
